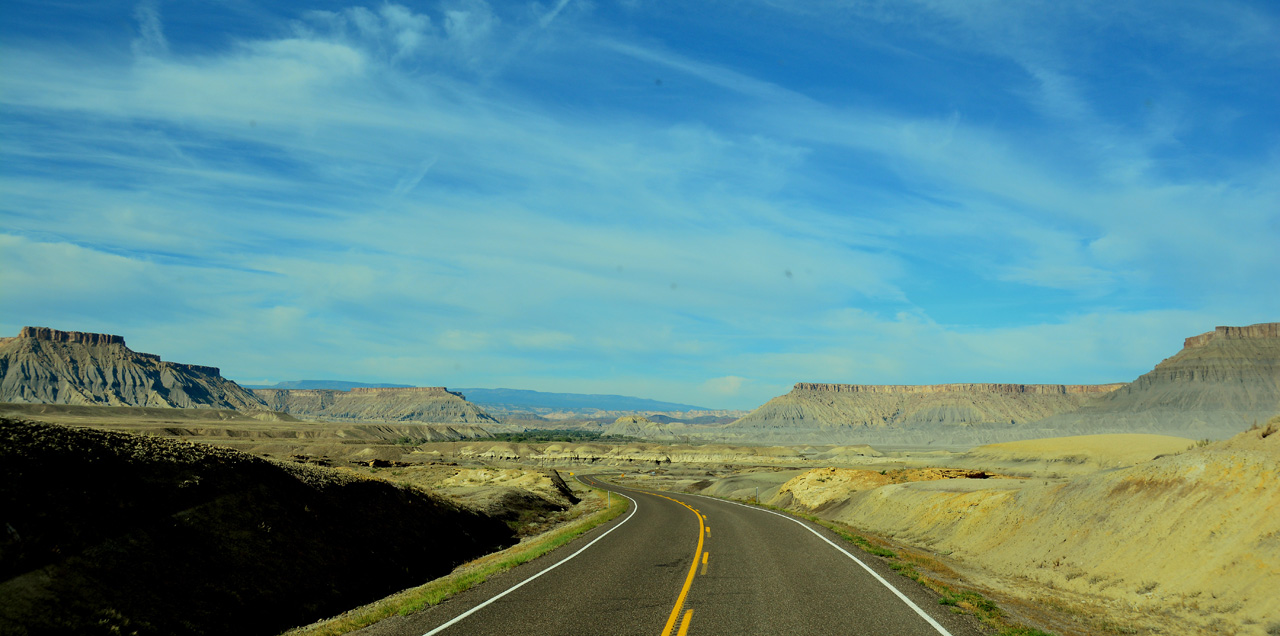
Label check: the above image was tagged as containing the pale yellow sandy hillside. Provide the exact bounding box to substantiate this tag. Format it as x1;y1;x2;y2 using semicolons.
805;421;1280;634
774;467;1008;510
955;433;1196;476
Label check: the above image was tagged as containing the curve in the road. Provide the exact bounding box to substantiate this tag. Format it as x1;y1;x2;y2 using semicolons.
381;474;982;636
685;493;953;636
648;492;704;636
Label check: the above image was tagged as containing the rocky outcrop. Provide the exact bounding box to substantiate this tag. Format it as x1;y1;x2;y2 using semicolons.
254;387;498;425
15;326;126;346
0;327;265;410
1035;322;1280;438
613;415;653;425
1183;322;1280;349
602;414;716;441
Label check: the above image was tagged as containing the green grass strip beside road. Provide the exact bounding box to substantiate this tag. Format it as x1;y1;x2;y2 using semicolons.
282;485;630;636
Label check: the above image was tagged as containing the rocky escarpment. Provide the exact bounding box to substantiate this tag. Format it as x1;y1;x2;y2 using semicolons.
1182;323;1280;349
0;418;513;636
1035;322;1280;439
255;386;498;425
0;327;266;410
723;382;1125;445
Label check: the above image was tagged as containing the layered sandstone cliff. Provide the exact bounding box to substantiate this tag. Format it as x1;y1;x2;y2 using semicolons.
255;387;498;425
1035;322;1280;438
0;327;266;410
728;322;1279;444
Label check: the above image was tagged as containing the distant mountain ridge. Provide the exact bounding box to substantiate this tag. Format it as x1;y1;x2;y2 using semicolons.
0;327;265;410
446;388;709;413
241;383;709;413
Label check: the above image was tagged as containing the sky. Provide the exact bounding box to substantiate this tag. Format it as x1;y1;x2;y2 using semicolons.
2;1;1278;410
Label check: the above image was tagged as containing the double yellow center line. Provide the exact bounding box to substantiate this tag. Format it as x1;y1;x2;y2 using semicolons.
651;493;705;636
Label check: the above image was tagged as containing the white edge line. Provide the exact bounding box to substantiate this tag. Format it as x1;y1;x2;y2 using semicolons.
422;479;637;636
688;493;954;636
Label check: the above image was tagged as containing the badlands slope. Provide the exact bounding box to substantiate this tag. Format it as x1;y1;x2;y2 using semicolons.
254;386;499;425
603;414;694;440
766;421;1280;634
1036;322;1280;439
949;433;1198;476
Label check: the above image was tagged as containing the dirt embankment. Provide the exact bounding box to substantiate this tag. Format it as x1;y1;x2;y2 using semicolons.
0;418;516;636
763;424;1280;634
770;467;1007;510
949;433;1197;477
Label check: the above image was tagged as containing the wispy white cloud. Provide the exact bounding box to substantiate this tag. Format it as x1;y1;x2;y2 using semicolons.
130;2;169;57
539;0;573;29
392;157;438;196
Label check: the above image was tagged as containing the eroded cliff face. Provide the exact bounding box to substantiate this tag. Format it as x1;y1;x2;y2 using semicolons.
16;326;126;346
729;322;1279;444
0;327;265;410
254;387;498;425
1182;322;1280;349
1037;322;1280;438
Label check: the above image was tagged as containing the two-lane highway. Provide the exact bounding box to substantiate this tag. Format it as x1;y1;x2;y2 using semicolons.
355;476;985;636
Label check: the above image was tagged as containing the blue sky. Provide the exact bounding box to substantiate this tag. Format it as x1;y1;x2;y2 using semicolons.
2;0;1278;410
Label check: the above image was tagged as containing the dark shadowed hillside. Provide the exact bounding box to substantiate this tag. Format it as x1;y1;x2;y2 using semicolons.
0;419;514;636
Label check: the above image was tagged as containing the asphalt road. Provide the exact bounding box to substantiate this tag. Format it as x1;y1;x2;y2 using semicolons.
356;476;986;636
